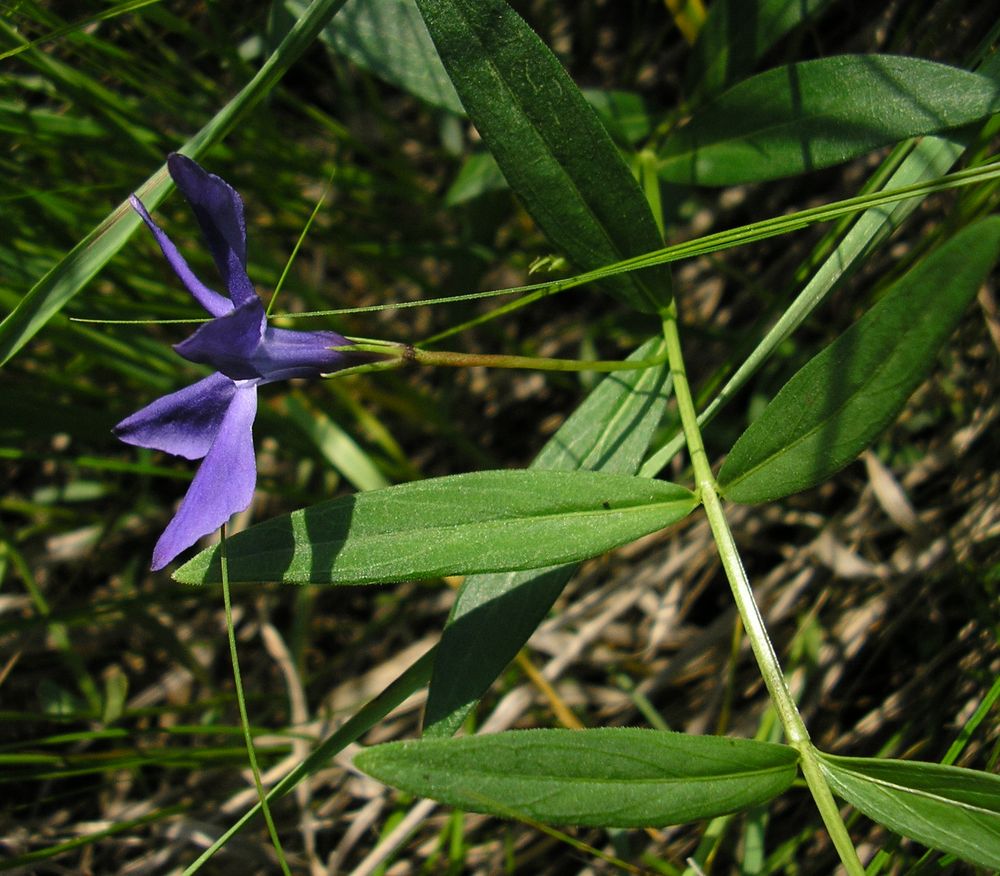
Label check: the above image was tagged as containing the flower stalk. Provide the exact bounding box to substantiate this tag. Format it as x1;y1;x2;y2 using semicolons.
327;339;669;377
219;525;291;875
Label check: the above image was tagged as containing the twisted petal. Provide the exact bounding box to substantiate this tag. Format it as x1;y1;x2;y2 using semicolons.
173;299;267;380
167;154;258;308
130;195;232;317
151;384;258;570
113;372;238;460
253;326;352;382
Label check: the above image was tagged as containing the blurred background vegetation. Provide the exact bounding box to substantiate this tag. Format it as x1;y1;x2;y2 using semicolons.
1;1;997;872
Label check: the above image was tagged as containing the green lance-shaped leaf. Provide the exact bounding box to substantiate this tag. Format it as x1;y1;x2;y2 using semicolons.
445;90;653;206
660;55;1000;186
356;729;799;828
173;470;696;585
425;338;672;737
818;753;1000;869
718;217;1000;505
412;0;672;314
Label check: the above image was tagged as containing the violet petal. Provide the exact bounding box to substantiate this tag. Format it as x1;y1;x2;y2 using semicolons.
113;372;238;460
174;299;267;380
253;326;351;383
130;195;232;317
167;154;258;308
150;384;258;570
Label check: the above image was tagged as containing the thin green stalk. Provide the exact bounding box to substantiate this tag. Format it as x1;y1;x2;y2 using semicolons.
0;804;187;871
324;341;670;378
942;674;1000;766
0;1;164;62
183;648;435;873
69;158;1000;344
660;311;865;875
268;164;338;317
639;148;666;238
220;525;291;876
389;342;664;371
419;158;999;346
412;347;668;372
416;283;563;347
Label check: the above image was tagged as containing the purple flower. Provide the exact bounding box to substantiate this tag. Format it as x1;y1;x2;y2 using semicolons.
116;154;353;570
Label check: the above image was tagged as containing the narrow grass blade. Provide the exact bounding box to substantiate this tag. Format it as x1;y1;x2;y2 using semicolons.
0;0;163;62
818;753;1000;868
282;393;389;491
0;0;349;366
356;729;799;828
413;0;672;313
424;338;672;737
173;469;696;585
661;55;1000;185
0;805;186;872
181;649;436;874
718;217;1000;503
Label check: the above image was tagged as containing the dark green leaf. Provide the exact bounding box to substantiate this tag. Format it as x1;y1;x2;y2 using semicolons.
356;729;799;827
413;0;672;313
686;0;833;99
660;55;1000;185
445;90;652;205
301;0;651;145
718;217;1000;504
424;339;672;737
818;753;1000;868
173;469;696;585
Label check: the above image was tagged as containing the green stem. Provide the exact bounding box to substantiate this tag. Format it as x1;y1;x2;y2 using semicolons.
326;341;669;377
268;165;337;317
220;525;292;876
183;649;435;873
410;346;668;373
661;311;864;875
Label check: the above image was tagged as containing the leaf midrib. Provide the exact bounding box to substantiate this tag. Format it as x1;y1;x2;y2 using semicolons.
831;770;999;819
278;492;696;549
371;761;794;785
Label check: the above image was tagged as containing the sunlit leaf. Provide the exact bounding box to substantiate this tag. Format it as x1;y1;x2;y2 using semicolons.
818;752;1000;868
718;217;1000;504
290;0;464;113
660;55;1000;185
424;338;672;737
444;152;508;206
357;729;799;827
174;469;696;585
